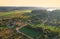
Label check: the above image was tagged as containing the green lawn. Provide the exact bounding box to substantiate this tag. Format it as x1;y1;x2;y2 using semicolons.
29;23;60;32
0;10;32;17
20;27;40;38
0;26;8;30
0;11;19;17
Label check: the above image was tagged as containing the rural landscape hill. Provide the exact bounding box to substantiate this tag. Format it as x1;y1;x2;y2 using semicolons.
0;7;60;39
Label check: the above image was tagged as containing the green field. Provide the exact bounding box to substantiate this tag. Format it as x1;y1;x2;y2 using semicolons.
20;26;40;39
0;10;32;17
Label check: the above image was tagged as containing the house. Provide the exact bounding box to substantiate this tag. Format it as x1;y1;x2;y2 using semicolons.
15;22;24;26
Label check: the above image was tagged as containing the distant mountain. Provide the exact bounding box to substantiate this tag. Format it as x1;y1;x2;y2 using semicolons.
0;7;46;12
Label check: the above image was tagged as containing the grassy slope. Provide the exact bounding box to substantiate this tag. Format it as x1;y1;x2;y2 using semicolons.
0;10;32;17
29;23;60;32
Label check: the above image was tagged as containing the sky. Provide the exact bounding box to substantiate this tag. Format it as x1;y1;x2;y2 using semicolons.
0;0;60;8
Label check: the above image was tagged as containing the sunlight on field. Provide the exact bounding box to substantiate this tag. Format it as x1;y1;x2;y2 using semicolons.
0;10;32;17
16;10;32;12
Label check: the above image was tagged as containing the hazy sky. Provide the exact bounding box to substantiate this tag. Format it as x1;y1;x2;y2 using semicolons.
0;0;60;8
